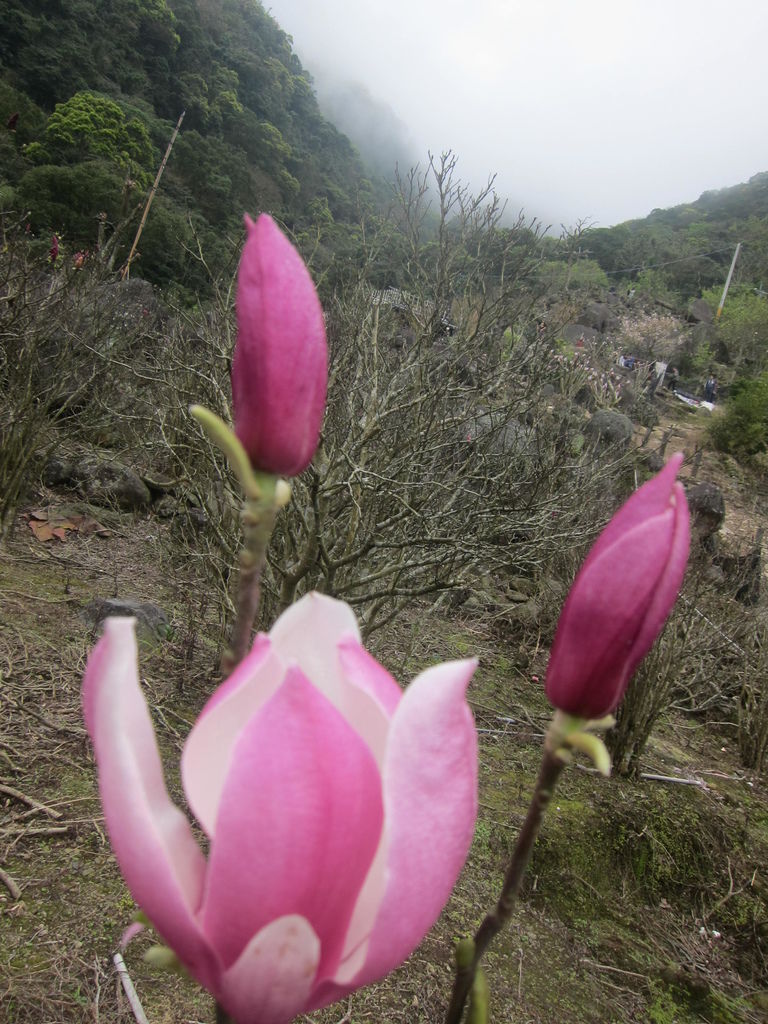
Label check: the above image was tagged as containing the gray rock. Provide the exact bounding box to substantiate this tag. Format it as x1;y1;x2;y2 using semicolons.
43;452;151;509
84;597;169;638
643;451;666;473
581;303;618;333
617;378;637;410
689;298;714;324
73;456;151;509
467;414;533;456
171;507;209;540
586;410;634;448
43;456;76;487
504;599;542;626
686;482;725;538
563;324;601;344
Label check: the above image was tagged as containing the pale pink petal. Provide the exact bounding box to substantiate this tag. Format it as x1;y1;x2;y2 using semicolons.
181;635;285;837
120;922;144;950
271;593;392;763
269;592;359;706
217;915;320;1024
202;667;383;981
315;658;478;1004
197;634;272;716
81;619;216;987
338;636;402;718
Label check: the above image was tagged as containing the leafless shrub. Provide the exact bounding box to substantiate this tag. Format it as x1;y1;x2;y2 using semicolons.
737;624;768;773
99;159;636;653
0;216;158;541
610;544;767;776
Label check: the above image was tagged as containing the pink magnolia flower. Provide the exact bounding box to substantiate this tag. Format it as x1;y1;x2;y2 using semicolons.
82;593;477;1024
232;214;327;477
545;454;690;719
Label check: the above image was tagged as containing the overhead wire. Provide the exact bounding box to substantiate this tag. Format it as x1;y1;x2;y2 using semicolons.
606;245;741;278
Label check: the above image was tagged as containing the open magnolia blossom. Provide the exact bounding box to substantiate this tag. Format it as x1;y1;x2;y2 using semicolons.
545;453;690;720
82;593;478;1024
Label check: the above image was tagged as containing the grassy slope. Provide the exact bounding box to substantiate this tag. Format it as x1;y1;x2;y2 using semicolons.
1;404;767;1024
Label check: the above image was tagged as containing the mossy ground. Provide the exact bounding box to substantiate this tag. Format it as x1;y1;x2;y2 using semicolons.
1;502;767;1023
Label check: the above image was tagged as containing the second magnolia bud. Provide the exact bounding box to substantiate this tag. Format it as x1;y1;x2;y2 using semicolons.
231;213;328;477
545;454;690;720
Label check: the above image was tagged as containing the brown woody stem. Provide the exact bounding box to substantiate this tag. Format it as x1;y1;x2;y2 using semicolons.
444;742;567;1024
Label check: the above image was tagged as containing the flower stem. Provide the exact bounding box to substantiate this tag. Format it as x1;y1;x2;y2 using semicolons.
444;742;566;1024
220;493;278;676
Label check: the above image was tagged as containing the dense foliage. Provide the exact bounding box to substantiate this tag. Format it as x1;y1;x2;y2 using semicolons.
584;172;768;301
0;0;375;294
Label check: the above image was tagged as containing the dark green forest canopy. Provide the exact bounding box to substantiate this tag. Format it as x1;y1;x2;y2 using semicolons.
0;0;376;293
583;172;768;298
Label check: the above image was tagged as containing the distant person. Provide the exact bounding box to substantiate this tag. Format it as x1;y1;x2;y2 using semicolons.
667;367;680;393
704;376;717;402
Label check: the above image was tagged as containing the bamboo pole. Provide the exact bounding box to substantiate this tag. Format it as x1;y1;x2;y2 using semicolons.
121;110;185;280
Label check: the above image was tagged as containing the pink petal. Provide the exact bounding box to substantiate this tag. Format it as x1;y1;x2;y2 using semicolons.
232;213;327;477
316;658;478;1004
81;619;216;987
587;453;682;565
546;510;675;716
625;481;690;674
270;593;392;763
217;915;320;1024
201;667;383;981
181;635;285;837
337;636;402;718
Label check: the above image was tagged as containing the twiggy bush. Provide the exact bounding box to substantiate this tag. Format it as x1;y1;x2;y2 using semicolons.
114;162;634;650
0;217;155;540
737;621;768;773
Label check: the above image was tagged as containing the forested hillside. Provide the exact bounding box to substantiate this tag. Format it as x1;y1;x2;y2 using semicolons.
0;0;374;294
585;172;768;300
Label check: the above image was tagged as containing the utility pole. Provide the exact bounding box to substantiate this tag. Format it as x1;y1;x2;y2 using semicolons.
715;241;741;319
121;110;185;281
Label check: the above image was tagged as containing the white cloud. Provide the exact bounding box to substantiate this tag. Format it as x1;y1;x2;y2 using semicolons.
267;0;768;225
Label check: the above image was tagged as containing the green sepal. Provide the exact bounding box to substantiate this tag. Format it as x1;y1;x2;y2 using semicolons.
144;944;187;975
132;909;150;926
562;730;612;776
189;405;261;501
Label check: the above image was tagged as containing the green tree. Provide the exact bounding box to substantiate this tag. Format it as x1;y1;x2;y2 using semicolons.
702;284;768;371
710;375;768;457
43;92;155;183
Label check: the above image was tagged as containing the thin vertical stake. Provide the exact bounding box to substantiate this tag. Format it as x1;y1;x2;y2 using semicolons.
121;110;185;280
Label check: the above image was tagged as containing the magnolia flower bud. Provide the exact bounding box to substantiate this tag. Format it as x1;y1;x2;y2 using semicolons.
232;214;327;476
545;454;690;719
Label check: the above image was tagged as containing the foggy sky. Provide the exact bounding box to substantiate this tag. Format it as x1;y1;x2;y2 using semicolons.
265;0;768;228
